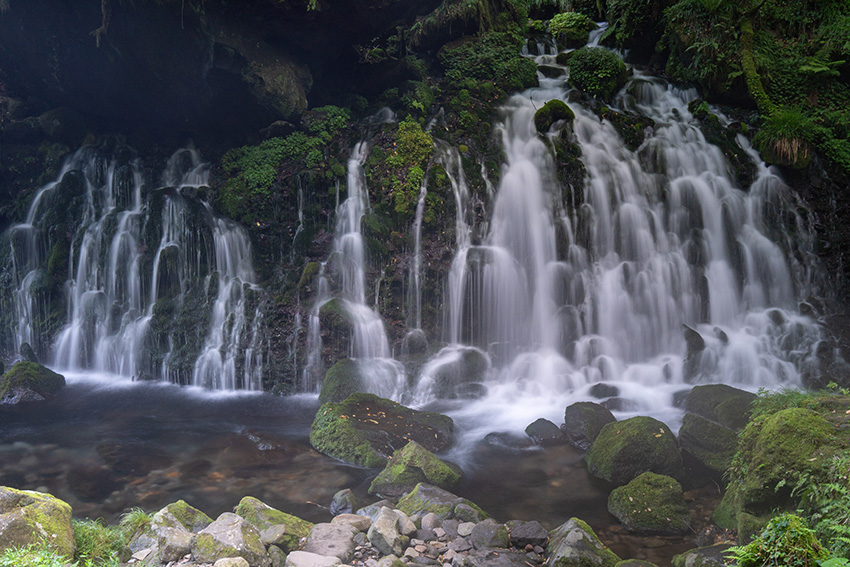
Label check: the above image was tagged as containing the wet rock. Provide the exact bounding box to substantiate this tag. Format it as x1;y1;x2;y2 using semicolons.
396;483;489;522
356;500;394;521
546;517;620;567
615;561;660;567
469;519;509;550
678;413;738;480
19;342;39;363
367;506;405;556
585;416;685;485
285;550;342;567
66;465;120;502
683;384;756;430
589;383;619;399
483;431;535;449
192;512;270;567
310;393;454;468
671;543;734;567
0;487;75;557
330;488;360;516
453;502;485;523
607;472;690;535
96;441;172;477
525;418;566;446
426;347;490;399
369;441;462;497
305;523;358;563
0;361;65;405
534;99;575;134
506;520;549;548
682;326;706;383
319;359;367;404
563;402;616;451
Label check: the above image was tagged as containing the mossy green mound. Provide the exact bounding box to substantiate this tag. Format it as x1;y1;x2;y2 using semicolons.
607;472;690;535
0;487;75;558
568;47;628;99
678;412;738;480
310;393;454;468
396;483;488;522
0;361;65;404
534;99;575;134
585;416;684;485
368;441;461;497
152;500;212;533
319;359;365;404
549;12;597;49
683;384;756;430
235;496;313;553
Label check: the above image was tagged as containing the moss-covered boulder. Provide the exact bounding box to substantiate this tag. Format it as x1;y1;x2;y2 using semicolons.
678;412;738;480
191;512;270;567
534;99;575;134
568;47;628;99
563;401;616;451
310;393;454;468
368;441;461;497
547;517;621;567
585;416;684;485
0;361;65;404
683;384;756;430
319;359;366;403
549;12;598;50
607;472;690;535
235;496;313;553
396;483;488;522
0;487;75;558
152;499;213;533
671;544;734;567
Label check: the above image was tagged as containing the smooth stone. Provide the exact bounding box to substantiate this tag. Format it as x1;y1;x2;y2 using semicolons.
457;522;475;537
331;513;372;532
304;523;358;563
215;558;251;567
285;550;342;567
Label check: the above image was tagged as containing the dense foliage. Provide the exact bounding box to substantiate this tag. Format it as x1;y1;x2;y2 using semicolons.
567;47;628;99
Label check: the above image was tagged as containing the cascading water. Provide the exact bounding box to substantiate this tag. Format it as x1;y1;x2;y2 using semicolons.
8;143;265;389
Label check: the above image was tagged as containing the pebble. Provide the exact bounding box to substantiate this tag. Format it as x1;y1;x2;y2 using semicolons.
433;528;446;539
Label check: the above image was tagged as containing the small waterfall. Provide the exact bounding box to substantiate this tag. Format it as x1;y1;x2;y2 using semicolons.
8;143;265;389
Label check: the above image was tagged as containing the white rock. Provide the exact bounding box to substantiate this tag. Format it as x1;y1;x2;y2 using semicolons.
285;550;342;567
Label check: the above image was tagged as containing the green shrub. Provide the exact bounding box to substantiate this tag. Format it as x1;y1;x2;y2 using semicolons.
568;46;628;98
726;513;828;567
0;545;72;567
754;107;816;169
440;32;538;94
549;12;597;47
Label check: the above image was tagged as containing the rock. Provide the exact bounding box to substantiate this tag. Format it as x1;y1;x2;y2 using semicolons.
394;510;417;536
268;545;287;567
319;359;366;403
421;513;441;532
192;512;271;567
285;550;342;567
682;326;706;383
424;347;490;399
525;418;566;446
585;416;685;485
152;499;213;533
19;342;39;363
215;558;252;567
469;519;509;550
310;393;454;468
615;561;660;567
678;413;738;480
534;99;575;133
260;524;288;546
546;518;620;567
396;483;489;522
457;522;476;537
376;555;405;567
589;383;619;399
671;543;735;567
304;523;358;563
483;431;535;449
236;496;313;553
458;549;540;566
506;520;549;548
683;384;756;430
356;500;394;522
330;488;360;516
607;472;690;535
367;507;405;556
0;361;65;404
158;527;194;562
369;441;462;497
331;513;372;532
563;402;616;451
0;487;75;558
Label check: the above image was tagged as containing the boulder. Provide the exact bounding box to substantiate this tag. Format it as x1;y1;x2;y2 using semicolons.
19;342;39;363
285;551;342;567
268;546;287;567
534;99;575;134
366;506;406;556
682;384;756;430
396;483;489;522
546;517;620;567
159;527;194;562
368;441;462;497
215;558;252;567
356;500;393;522
319;359;365;404
0;361;65;404
423;346;490;399
235;496;313;553
589;383;619;399
563;402;616;451
469;519;510;550
304;523;358;563
506;520;549;548
671;543;735;567
329;488;360;516
330;514;371;532
585;416;685;485
525;418;566;446
0;487;75;558
309;393;454;468
615;562;660;567
152;499;213;533
191;512;270;567
678;413;738;479
607;473;690;535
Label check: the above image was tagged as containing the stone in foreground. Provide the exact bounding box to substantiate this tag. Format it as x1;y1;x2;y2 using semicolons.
563;402;615;451
192;512;270;567
236;496;314;552
396;483;488;522
0;486;75;558
285;550;342;567
546;517;620;567
304;522;358;563
368;440;461;497
607;472;690;535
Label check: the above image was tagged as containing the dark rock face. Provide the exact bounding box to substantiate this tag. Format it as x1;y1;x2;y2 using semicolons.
525;418;566;446
0;361;65;404
562;401;616;451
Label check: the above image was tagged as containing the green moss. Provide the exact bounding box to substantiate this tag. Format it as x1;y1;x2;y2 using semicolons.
568;47;628;99
549;12;597;48
607;473;689;534
440;32;538;95
297;262;320;292
155;500;212;532
0;361;65;401
727;513;828;566
310;399;386;468
678;413;738;478
369;441;461;494
0;487;75;558
234;496;313;553
319;359;365;404
534;99;575;133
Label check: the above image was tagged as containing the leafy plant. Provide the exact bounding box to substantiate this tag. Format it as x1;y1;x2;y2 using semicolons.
727;513;828;567
754;107;816;168
794;456;850;559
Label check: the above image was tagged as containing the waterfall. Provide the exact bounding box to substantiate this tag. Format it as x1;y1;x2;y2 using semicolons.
8;142;265;389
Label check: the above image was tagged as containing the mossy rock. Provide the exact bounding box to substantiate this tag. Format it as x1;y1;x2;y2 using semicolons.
596;107;655;151
607;472;690;535
152;500;212;533
0;361;65;404
396;483;488;522
670;544;734;567
547;517;621;567
534;99;575;134
568;47;628;99
310;393;454;468
549;12;598;49
427;347;490;399
585;416;684;485
192;513;269;567
0;487;75;558
369;441;462;497
235;496;313;553
678;413;738;480
563;401;616;451
616;561;660;567
319;359;366;404
683;384;756;430
297;261;321;291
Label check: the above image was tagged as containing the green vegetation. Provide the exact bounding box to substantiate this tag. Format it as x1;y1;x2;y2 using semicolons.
567;47;628;99
439;32;538;96
0;361;65;401
548;11;596;48
71;519;126;567
727;513;829;567
118;507;153;537
0;545;71;567
534;99;575;133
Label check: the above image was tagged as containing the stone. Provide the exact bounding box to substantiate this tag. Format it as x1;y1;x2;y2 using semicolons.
607;473;690;535
671;543;735;567
376;555;405;567
319;359;367;404
158;526;194;562
534;99;575;133
269;545;287;567
585;416;685;485
260;524;289;546
19;342;39;363
215;558;252;567
356;500;394;521
457;522;475;537
615;561;660;567
506;520;549;548
425;347;490;399
310;393;454;468
421;513;440;531
396;484;489;522
453;503;484;523
469;519;509;550
304;523;358;563
0;487;75;558
682;384;756;430
589;383;619;399
369;441;462;497
367;506;405;556
285;550;342;567
331;513;372;532
525;418;566;446
459;549;540;566
395;510;417;536
546;518;620;567
0;361;65;405
236;496;314;552
330;488;360;516
192;512;270;567
152;499;213;533
563;402;616;451
678;413;738;479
